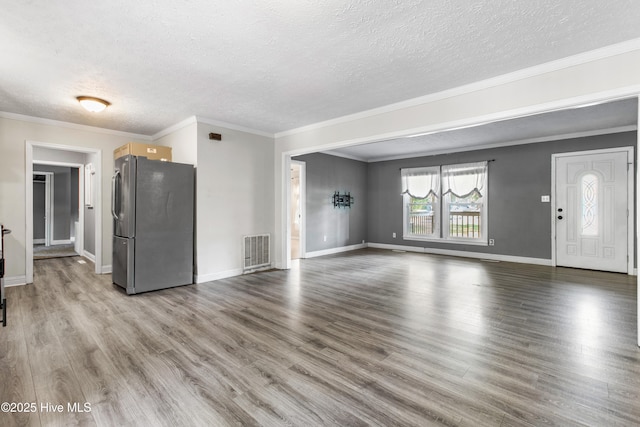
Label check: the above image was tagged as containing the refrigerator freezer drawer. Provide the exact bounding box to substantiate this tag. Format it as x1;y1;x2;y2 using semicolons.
112;236;135;294
133;232;193;294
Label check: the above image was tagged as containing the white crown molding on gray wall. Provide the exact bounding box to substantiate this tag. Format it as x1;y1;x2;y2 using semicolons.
276;38;640;139
0;111;153;140
358;125;639;163
317;150;371;163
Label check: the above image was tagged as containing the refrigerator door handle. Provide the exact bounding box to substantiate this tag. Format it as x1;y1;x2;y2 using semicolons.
111;170;120;220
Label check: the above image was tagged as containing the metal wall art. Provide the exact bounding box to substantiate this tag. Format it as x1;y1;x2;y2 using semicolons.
332;191;354;208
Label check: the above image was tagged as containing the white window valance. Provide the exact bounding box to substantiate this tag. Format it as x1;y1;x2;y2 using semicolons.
401;166;440;199
442;161;487;199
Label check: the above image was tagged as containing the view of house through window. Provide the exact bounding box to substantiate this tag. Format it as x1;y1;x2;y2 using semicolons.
402;162;488;244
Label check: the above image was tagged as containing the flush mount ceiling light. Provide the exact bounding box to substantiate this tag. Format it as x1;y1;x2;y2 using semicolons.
77;96;110;113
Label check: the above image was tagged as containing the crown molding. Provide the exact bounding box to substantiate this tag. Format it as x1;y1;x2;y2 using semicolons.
194;116;274;139
275;38;640;139
363;125;638;163
153;115;274;140
0;111;152;140
317;150;369;163
281;85;640;160
151;116;198;140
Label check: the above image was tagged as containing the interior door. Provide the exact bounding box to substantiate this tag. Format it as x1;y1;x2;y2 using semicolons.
555;150;629;273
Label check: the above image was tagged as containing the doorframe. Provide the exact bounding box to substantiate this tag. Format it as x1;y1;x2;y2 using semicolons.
34;163;83;248
25;141;102;283
32;171;54;246
290;160;306;260
551;146;635;275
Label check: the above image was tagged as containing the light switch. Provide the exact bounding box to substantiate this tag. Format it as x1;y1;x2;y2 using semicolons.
541;195;550;203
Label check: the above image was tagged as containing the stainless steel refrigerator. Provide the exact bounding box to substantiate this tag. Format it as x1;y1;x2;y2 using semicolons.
112;155;194;295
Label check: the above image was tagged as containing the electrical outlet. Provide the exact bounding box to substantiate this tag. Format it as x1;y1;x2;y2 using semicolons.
489;239;495;246
541;195;550;202
323;235;327;242
392;232;396;238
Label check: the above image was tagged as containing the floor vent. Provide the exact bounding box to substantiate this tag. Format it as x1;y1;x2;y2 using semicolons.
243;234;270;272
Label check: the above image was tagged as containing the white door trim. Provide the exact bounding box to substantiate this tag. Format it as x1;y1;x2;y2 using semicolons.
26;141;102;283
551;146;634;275
34;162;85;254
32;171;54;246
290;160;306;260
636;96;640;348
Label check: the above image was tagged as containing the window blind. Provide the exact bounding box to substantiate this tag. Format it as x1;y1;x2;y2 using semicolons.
400;166;440;199
441;161;487;199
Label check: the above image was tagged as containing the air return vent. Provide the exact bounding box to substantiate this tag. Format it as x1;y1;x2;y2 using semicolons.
243;234;270;272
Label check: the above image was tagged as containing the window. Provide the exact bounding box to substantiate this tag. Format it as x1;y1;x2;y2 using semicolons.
580;173;598;236
402;162;488;244
402;167;440;239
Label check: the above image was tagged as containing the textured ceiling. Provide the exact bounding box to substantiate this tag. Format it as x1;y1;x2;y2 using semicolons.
321;98;639;162
1;1;640;136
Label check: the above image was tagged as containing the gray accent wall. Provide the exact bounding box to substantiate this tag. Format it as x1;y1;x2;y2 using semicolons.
33;165;79;242
33;181;46;240
70;168;79;239
367;131;637;260
294;153;368;253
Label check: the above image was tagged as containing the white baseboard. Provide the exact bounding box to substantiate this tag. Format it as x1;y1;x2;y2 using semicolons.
52;239;73;245
3;276;27;287
83;250;96;262
305;243;368;259
367;243;425;253
101;265;112;274
368;243;553;266
195;268;244;284
194;262;278;283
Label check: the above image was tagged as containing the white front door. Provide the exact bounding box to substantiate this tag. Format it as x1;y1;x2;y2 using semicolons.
555;149;629;273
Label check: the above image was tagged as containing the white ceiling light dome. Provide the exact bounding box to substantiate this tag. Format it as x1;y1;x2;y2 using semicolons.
77;96;110;113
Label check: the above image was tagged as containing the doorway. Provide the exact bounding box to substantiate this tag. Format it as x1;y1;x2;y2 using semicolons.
32;166;81;260
32;172;53;246
290;160;306;261
553;147;634;274
25;141;103;283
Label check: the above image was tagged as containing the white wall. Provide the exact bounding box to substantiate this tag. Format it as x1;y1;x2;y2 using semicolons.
273;45;640;268
153;118;275;283
194;122;275;282
0;115;149;282
33;146;87;164
0;113;273;285
154;119;198;165
84;151;99;257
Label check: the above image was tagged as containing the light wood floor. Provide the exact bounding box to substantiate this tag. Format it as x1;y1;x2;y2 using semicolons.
1;249;638;426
